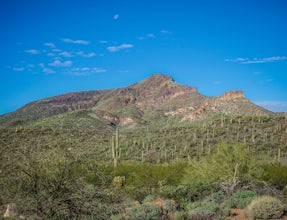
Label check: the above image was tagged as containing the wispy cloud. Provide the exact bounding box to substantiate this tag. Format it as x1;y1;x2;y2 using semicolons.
160;30;172;34
147;33;155;38
59;51;73;57
65;67;107;75
114;14;119;20
75;51;96;58
52;48;62;52
137;33;156;40
107;43;134;52
61;38;90;45
48;59;72;67
256;101;287;112
25;49;41;55
27;64;35;68
42;68;56;74
12;67;25;71
44;42;56;48
46;53;56;57
225;56;287;64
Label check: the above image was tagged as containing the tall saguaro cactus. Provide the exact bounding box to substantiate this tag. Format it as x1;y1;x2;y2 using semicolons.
111;127;121;168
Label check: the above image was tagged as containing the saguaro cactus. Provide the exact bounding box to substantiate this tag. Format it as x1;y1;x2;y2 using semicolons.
111;127;121;168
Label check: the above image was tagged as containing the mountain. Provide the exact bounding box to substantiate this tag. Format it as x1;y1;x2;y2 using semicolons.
0;73;272;128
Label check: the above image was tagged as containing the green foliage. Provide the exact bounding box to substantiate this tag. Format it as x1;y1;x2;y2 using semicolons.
112;196;176;220
245;196;284;220
113;161;187;200
224;190;257;209
183;143;262;192
0;144;126;219
113;176;126;188
259;162;287;189
1;112;287;219
184;192;228;220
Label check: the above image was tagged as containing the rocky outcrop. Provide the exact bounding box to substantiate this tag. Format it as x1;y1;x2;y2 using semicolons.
0;73;272;128
218;91;244;101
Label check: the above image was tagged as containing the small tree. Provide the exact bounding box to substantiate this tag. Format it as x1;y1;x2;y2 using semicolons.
183;142;262;194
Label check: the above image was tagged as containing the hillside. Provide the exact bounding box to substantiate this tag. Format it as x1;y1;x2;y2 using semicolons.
1;74;287;220
0;73;271;128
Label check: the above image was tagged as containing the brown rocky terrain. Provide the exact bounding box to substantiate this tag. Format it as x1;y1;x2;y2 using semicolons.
0;73;272;128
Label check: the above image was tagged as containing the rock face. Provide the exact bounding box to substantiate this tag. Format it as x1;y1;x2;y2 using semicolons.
218;91;244;101
0;73;272;128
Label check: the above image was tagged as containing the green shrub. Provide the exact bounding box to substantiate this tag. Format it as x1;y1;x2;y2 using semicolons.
226;190;257;209
113;176;125;188
118;197;176;220
260;163;287;189
183;143;262;193
174;211;187;220
187;202;218;220
284;185;287;199
245;196;284;220
125;203;162;220
186;199;220;220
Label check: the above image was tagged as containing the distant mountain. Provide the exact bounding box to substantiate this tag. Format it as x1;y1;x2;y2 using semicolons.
0;74;272;128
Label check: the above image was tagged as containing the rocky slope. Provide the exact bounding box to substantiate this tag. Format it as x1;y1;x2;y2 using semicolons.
0;74;272;128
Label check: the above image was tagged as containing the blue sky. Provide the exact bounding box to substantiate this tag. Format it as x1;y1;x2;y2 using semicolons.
1;0;287;114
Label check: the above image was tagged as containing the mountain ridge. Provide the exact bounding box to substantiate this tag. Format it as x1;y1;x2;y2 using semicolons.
0;73;272;128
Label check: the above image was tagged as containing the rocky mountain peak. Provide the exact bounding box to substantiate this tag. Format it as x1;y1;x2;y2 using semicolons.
0;74;272;128
218;90;244;101
146;73;173;82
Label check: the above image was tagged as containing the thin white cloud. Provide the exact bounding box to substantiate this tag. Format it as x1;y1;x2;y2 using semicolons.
52;48;62;52
12;67;25;71
65;67;107;75
59;51;73;57
27;64;35;68
39;63;45;68
114;14;119;20
43;68;56;74
160;30;172;34
107;43;134;52
99;40;108;44
25;49;41;54
61;38;90;45
44;42;56;48
93;67;107;73
75;51;96;57
47;53;56;57
84;52;96;57
48;59;72;67
256;101;287;112
137;33;156;40
225;56;287;64
147;33;155;38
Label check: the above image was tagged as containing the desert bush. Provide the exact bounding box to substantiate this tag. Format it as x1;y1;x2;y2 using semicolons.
113;176;126;188
183;142;263;195
159;185;193;204
113;161;187;200
112;196;176;220
245;196;284;220
186;201;219;220
184;192;228;220
174;210;187;220
259;162;287;189
225;190;257;209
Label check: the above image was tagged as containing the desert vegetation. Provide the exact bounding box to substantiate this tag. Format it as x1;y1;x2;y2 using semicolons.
0;113;287;219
